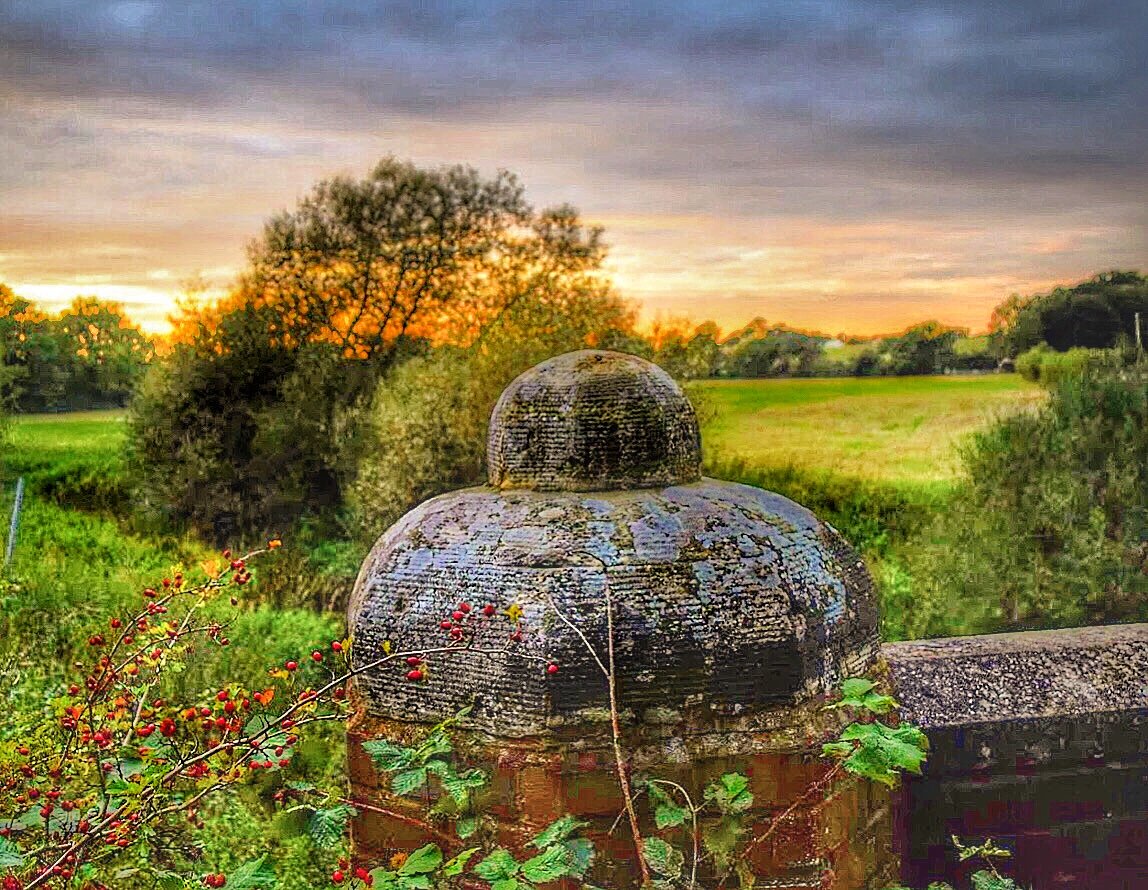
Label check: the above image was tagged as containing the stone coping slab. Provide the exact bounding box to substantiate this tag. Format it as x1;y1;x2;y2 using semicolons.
883;623;1148;729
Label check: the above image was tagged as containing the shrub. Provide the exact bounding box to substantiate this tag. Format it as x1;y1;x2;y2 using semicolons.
902;359;1148;636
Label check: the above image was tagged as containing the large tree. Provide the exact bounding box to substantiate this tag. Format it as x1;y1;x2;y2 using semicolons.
131;159;629;541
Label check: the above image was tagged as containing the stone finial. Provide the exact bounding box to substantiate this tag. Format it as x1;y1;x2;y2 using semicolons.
487;350;702;491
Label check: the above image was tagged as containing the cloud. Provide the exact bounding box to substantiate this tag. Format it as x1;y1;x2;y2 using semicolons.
0;0;1145;334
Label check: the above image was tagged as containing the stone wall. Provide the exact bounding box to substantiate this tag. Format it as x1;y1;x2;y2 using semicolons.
885;623;1148;889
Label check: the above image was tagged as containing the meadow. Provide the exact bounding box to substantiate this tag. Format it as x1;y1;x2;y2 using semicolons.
691;374;1042;491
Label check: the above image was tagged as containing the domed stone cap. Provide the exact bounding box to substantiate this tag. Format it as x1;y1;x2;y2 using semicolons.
348;482;879;736
487;350;701;491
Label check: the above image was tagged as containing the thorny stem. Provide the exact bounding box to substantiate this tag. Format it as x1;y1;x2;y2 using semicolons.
605;583;651;887
715;760;847;890
649;779;700;890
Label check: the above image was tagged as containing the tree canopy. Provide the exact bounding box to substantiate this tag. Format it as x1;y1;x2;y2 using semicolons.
131;158;631;541
0;287;153;412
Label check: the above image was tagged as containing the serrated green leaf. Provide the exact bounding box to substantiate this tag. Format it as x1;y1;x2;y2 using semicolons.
456;815;479;839
226;854;277;889
307;804;356;848
702;817;745;869
443;847;479;878
530;814;588;849
474;848;520;881
363;739;415;772
391;767;428;796
562;837;595;876
0;836;25;868
840;678;876;698
971;872;1021;890
413;729;453;763
521;844;577;883
647;782;689;829
398;844;443;876
642;838;684;880
156;874;187;890
703;772;754;815
490;880;519;890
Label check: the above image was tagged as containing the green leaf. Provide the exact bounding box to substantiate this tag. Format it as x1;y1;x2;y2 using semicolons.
413;729;454;764
456;814;479;839
826;678;899;715
971;872;1021;890
647;783;689;829
521;844;577;883
443;848;480;878
562;837;595;877
363;739;415;772
530;815;588;849
474;848;520;881
226;854;277;889
398;844;443;876
156;875;187;890
490;880;519;890
703;772;754;815
0;837;25;868
702;817;744;869
642;838;684;880
307;804;356;848
434;764;487;805
391;767;429;796
835;722;929;786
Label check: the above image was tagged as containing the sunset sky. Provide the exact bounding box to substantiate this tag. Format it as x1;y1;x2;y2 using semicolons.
3;1;1146;336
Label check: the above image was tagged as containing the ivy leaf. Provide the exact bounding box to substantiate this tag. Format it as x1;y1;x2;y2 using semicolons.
642;838;684;880
530;815;588;850
703;773;754;815
0;837;25;868
391;767;429;796
647;782;689;829
398;844;443;876
307;804;356;848
442;848;480;878
474;848;520;882
226;854;277;889
363;739;415;773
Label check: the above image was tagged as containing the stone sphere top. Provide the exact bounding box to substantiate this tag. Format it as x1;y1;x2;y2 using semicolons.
487;350;702;491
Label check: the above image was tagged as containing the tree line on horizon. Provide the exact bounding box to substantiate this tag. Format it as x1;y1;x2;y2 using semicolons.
6;269;1146;413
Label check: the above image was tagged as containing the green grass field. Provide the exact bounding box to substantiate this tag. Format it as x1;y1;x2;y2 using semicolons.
691;375;1042;489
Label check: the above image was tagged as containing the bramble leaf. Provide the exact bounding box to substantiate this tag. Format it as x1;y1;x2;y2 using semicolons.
398;844;443;875
474;848;520;881
530;814;588;849
642;838;684;880
307;804;356;848
647;782;689;829
521;843;577;883
391;767;429;796
703;772;754;815
443;848;480;877
0;837;25;868
363;738;415;772
226;855;277;889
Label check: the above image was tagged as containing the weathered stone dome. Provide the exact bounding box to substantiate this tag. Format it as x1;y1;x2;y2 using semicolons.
349;350;878;735
488;350;701;491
